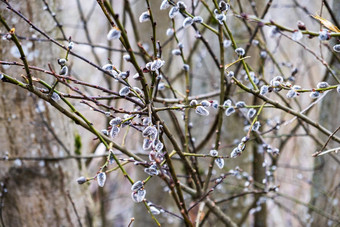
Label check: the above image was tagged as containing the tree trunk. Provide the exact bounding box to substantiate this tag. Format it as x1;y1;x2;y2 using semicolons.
0;1;89;226
310;1;340;226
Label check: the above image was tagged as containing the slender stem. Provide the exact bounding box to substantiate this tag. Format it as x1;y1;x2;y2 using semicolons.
232;76;340;143
0;12;33;89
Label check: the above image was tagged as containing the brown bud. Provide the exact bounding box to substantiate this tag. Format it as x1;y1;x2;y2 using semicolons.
297;20;306;30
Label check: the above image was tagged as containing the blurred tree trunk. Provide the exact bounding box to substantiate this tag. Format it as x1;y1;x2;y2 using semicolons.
310;1;340;226
0;1;89;226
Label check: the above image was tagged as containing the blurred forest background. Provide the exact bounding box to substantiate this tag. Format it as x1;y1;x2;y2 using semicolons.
0;0;339;226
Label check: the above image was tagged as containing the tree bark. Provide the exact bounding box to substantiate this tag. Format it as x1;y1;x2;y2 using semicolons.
310;1;340;226
0;1;89;226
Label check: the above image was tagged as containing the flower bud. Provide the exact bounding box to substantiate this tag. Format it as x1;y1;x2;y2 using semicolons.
310;91;320;99
51;92;61;102
160;0;170;10
223;40;232;48
286;89;298;98
212;100;219;109
226;71;234;77
119;86;130;96
247;108;256;118
77;176;86;184
318;29;330;41
292;30;303;41
297;20;306;30
107;28;121;40
169;6;179;19
183;17;193;28
225;107;235;116
139;11;150;23
317;82;329;88
201;100;210;107
131;189;146;203
131;181;143;191
150;206;161;215
97;172;106;187
68;42;74;50
260;85;269;95
252;121;261;131
193;16;203;23
223;99;232;108
57;58;66;66
143;138;153;151
59;65;68;76
183;64;190;71
177;1;187;10
102;64;113;71
219;1;229;12
236;101;246;108
109;117;122;126
144;167;159;176
110;125;120;138
235;47;245;56
195;106;209;116
171;49;181;56
333;44;340;53
230;148;241;158
215;158;224;169
210;150;218;156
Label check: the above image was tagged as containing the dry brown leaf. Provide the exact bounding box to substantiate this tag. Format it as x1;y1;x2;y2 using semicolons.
312;14;340;33
225;56;250;70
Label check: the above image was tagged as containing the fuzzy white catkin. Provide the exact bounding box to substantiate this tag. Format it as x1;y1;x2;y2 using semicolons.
333;44;340;52
183;17;193;28
190;99;198;106
219;1;229;12
139;11;150;23
97;172;106;187
110;125;120;138
210;150;218;156
107;28;121;40
286;89;298;98
260;85;269;95
119;86;130;96
59;66;68;76
225;107;235;116
201;100;210;107
183;64;190;71
310;91;320;99
177;1;187;9
223;40;232;48
247;108;256;118
160;0;170;10
169;6;179;19
131;189;146;203
102;64;113;71
193;16;203;23
292;30;303;41
235;47;245;56
131;181;143;191
317;82;329;88
150;206;161;215
166;28;174;36
195;106;209;116
215;158;224;169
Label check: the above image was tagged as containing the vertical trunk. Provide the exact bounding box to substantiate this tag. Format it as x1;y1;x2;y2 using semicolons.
253;139;267;227
310;1;340;226
0;1;88;226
